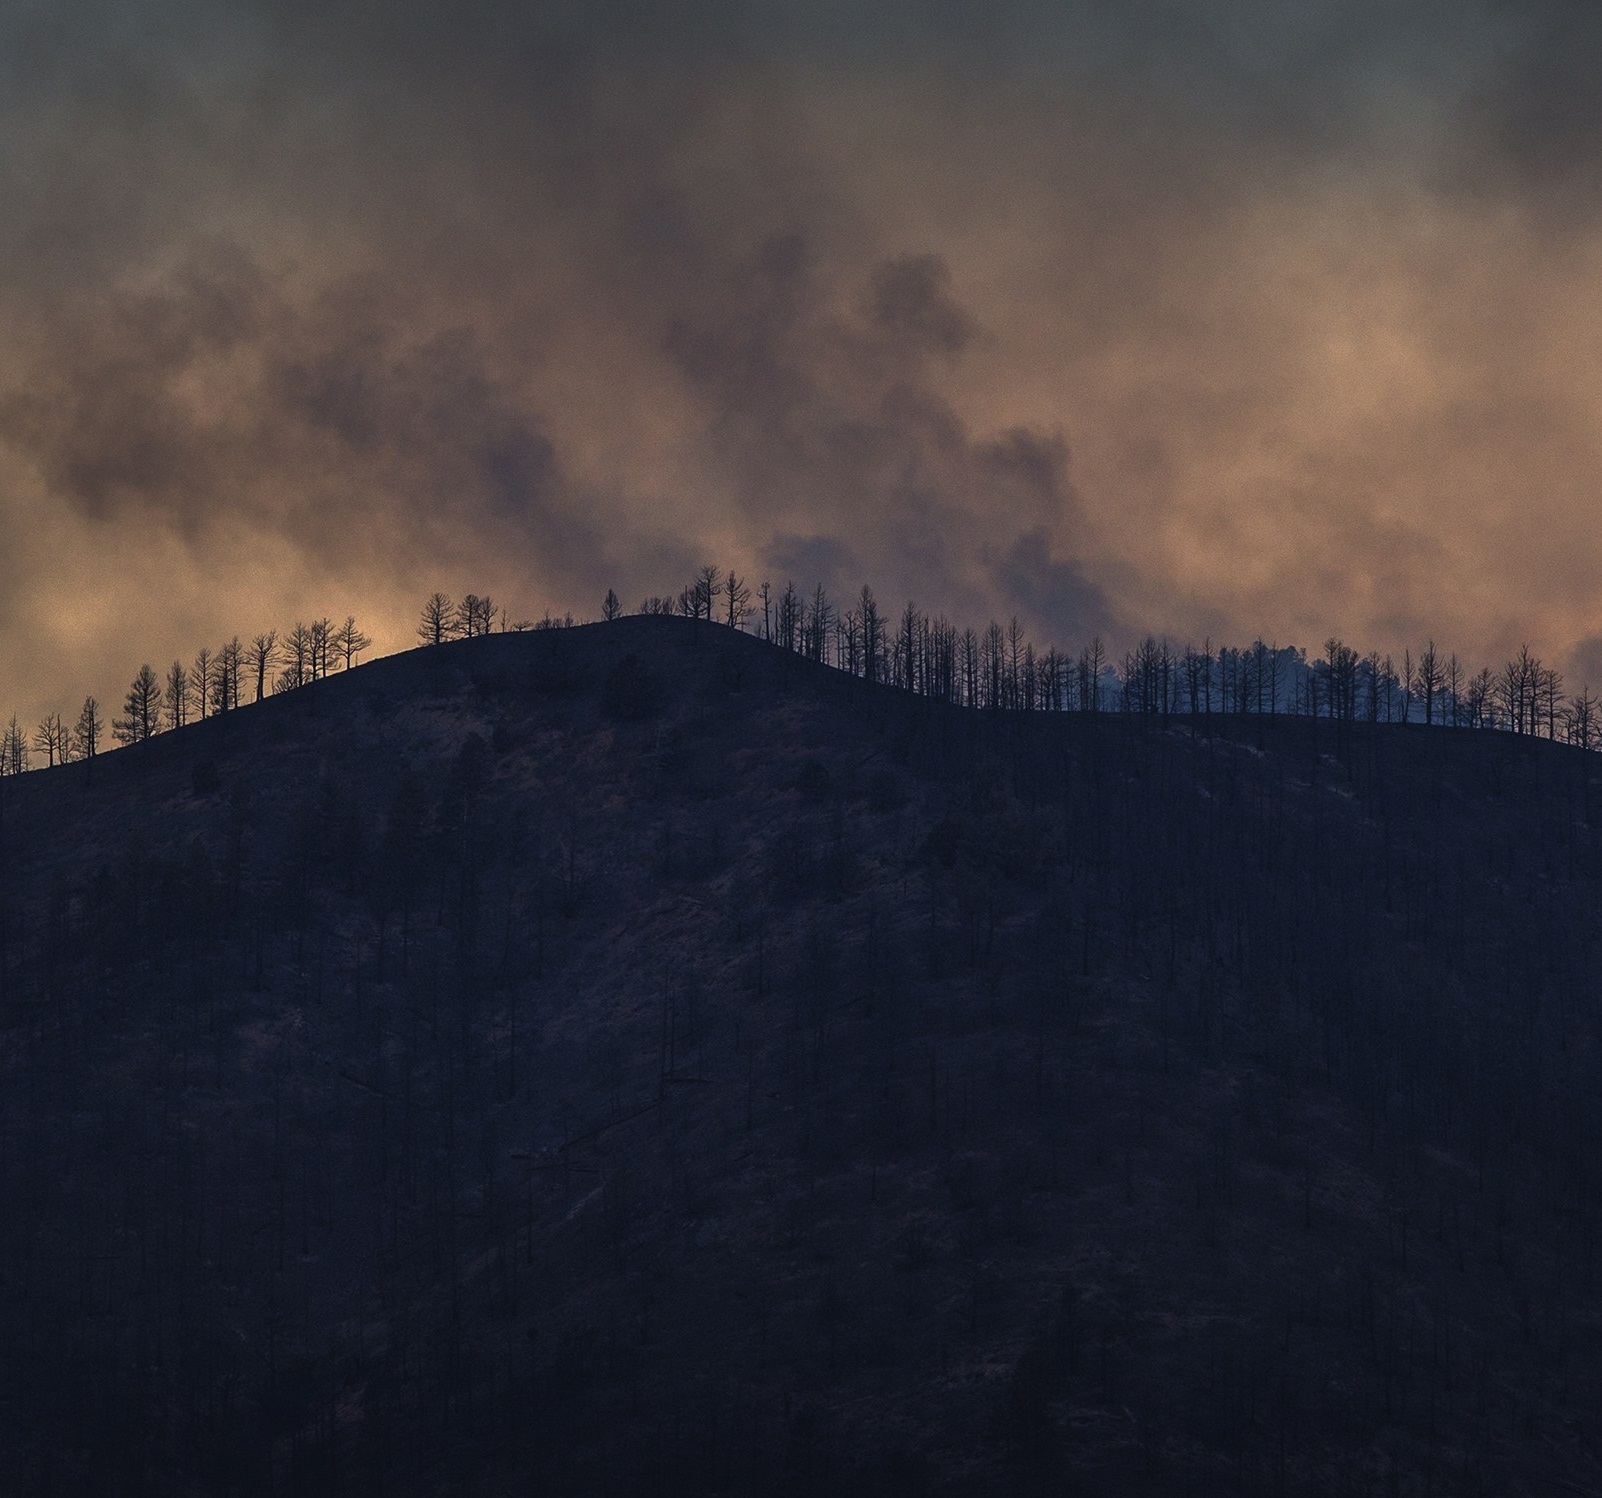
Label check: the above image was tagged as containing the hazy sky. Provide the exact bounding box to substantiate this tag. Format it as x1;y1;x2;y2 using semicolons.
3;0;1601;726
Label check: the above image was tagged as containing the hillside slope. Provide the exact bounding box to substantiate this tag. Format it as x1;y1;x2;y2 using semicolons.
2;616;1600;1495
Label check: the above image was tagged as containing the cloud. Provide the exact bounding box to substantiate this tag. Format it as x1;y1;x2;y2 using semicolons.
0;245;270;531
1457;1;1602;200
1569;636;1602;695
662;233;1109;630
764;534;859;600
867;255;976;359
1;0;1601;730
990;529;1114;646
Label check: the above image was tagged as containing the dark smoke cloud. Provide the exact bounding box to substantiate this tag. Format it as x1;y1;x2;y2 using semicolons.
1;0;1600;726
662;235;1105;627
1464;1;1602;194
0;250;583;559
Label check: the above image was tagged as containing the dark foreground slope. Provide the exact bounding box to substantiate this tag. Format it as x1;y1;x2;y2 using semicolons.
2;617;1601;1496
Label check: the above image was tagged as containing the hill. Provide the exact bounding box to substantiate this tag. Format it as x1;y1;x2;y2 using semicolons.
1;615;1600;1495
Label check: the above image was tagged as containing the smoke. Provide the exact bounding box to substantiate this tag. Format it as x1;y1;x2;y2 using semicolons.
1;0;1601;727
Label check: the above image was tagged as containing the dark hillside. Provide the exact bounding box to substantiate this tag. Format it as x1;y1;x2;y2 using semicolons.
1;615;1600;1495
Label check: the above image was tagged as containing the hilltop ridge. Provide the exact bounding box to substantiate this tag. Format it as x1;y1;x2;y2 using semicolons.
1;615;1600;1495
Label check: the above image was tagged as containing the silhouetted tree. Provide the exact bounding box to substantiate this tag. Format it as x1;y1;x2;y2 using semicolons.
725;572;752;630
419;593;456;646
1264;641;1283;714
1359;651;1380;722
73;697;101;761
164;660;189;730
1539;663;1564;739
0;715;25;774
689;566;721;622
278;622;314;691
214;637;243;712
32;712;68;767
805;585;833;664
1465;666;1493;728
840;604;862;675
1499;646;1538;734
899;603;920;692
1126;636;1166;715
309;619;334;680
859;587;883;684
335;616;371;670
1081;636;1106;713
1417;641;1441;726
1379;653;1398;721
250;632;279;701
190;646;214;722
777;582;801;651
1182;645;1202;714
961;627;979;705
1324;639;1358;722
113;664;161;745
602;588;622;622
1567;686;1596;751
456;595;496;638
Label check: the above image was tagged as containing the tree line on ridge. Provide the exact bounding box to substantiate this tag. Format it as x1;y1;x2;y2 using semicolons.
1;570;1595;777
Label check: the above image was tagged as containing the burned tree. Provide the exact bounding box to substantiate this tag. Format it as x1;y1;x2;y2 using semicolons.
73;697;101;761
419;592;456;646
335;617;371;670
112;664;161;745
249;632;279;701
725;572;752;630
164;660;189;730
0;715;25;775
32;712;69;768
